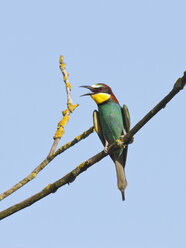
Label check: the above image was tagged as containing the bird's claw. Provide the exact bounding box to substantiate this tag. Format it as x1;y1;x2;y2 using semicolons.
104;139;109;153
120;134;134;144
104;147;109;153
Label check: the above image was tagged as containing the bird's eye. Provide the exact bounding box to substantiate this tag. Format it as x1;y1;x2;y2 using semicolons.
99;87;103;91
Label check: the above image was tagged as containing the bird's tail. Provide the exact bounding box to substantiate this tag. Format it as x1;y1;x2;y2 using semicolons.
115;158;127;201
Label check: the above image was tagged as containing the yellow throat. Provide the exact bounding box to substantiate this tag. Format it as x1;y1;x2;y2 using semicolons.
91;93;110;104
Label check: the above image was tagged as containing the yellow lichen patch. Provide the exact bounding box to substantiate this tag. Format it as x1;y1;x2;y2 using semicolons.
59;55;64;63
75;135;81;141
68;104;79;112
64;75;68;81
53;105;78;139
60;63;66;69
28;172;37;181
77;161;87;169
66;82;71;89
53;115;70;139
31;172;37;178
54;128;65;139
59;56;66;71
62;108;69;116
59;115;70;127
63;141;71;149
43;184;53;191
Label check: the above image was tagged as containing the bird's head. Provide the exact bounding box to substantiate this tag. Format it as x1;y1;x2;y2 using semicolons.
80;83;119;105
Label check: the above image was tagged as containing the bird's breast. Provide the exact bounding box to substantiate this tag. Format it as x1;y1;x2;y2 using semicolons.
98;101;124;144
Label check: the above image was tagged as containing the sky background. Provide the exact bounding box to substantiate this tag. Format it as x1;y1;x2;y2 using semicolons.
0;0;185;247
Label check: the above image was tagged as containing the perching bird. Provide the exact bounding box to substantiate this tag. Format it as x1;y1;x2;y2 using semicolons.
81;83;131;200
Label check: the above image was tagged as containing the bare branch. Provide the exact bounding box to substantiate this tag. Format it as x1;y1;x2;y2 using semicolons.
0;55;81;201
0;149;106;221
121;72;186;141
0;72;185;220
0;126;94;201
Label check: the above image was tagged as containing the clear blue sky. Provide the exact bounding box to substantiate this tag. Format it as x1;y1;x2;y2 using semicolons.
0;0;185;247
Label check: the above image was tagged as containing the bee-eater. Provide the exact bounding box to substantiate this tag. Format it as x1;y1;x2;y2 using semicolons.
81;83;131;200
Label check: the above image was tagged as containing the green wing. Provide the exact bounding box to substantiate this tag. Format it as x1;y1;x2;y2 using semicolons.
93;110;105;146
122;104;131;133
122;104;134;144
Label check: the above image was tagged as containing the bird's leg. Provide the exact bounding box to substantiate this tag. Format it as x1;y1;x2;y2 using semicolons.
104;139;109;153
122;128;127;136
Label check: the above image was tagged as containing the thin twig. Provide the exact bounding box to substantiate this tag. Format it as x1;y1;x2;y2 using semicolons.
0;126;94;201
59;55;72;106
48;55;78;156
0;72;185;220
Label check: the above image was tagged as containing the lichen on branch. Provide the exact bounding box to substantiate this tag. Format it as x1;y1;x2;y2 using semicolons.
0;71;185;220
49;55;79;156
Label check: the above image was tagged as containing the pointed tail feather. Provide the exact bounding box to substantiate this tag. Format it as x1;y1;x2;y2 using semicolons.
115;158;127;201
121;191;125;201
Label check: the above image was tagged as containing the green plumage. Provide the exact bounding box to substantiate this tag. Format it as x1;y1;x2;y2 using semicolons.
93;100;130;200
81;83;131;200
98;100;124;145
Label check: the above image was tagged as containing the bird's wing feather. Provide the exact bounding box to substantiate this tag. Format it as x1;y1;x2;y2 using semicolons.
111;105;130;200
122;104;131;133
109;105;131;162
93;110;105;146
122;104;134;144
110;104;131;169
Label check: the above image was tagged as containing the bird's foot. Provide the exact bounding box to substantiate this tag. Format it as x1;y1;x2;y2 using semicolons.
120;134;134;144
104;139;109;153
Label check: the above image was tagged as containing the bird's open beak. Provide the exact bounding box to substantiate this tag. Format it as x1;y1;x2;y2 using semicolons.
80;85;95;96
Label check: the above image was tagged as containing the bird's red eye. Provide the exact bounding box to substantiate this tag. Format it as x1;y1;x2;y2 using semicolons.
99;87;103;91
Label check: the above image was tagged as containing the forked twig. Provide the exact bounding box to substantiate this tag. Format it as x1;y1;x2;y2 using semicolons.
0;126;94;201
